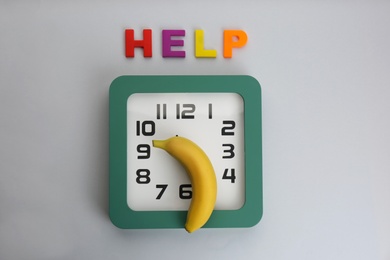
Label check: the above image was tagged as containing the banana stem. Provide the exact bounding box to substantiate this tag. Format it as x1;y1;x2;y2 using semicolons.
152;139;166;149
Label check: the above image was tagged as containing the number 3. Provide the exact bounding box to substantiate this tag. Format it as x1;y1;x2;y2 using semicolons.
222;144;235;159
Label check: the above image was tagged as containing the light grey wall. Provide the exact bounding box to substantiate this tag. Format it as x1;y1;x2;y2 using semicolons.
1;1;389;259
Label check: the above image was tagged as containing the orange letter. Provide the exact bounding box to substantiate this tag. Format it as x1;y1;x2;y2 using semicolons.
125;29;152;58
223;30;247;58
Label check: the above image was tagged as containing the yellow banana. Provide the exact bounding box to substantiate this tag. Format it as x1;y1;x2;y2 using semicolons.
152;136;217;233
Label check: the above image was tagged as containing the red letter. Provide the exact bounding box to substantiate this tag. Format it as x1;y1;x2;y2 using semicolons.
125;29;152;58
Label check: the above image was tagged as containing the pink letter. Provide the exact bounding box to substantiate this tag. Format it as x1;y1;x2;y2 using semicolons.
162;30;186;58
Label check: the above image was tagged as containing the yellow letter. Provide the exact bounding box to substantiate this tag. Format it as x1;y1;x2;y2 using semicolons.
195;30;217;58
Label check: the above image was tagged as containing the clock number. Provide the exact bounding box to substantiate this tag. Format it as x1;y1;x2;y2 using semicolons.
136;144;150;159
156;184;168;199
221;120;235;136
156;104;167;119
222;168;236;183
176;104;195;119
222;144;235;159
208;103;212;119
179;184;192;199
136;120;155;136
136;169;151;184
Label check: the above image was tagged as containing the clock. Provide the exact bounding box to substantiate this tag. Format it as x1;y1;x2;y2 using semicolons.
109;75;262;230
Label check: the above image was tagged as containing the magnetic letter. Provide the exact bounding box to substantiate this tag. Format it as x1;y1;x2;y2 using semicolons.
125;29;152;58
162;30;186;58
223;30;247;58
195;30;217;58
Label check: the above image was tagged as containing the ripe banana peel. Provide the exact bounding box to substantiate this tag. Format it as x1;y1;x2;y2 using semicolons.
152;136;217;233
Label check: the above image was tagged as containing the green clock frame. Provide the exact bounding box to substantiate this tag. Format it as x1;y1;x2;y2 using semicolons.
109;75;262;229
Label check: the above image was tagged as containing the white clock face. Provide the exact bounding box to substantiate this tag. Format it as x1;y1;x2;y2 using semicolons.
127;93;245;211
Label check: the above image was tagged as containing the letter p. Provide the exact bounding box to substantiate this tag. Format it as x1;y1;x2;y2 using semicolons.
223;30;247;58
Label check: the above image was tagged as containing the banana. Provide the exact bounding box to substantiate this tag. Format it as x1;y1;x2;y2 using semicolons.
152;136;217;233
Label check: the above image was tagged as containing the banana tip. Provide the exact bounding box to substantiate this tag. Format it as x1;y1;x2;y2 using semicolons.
184;225;197;233
185;227;193;233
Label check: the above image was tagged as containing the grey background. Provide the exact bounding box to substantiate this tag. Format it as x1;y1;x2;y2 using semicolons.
1;1;389;259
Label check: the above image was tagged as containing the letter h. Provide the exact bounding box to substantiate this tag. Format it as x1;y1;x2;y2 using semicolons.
125;29;152;57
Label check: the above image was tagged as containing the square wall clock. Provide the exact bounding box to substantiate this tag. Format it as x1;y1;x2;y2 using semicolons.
109;75;262;230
